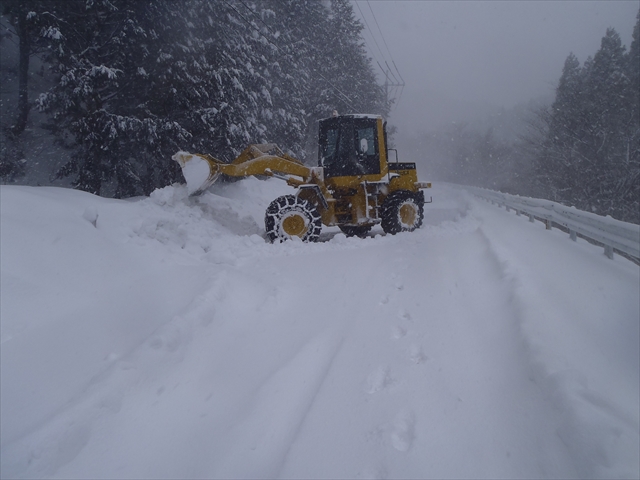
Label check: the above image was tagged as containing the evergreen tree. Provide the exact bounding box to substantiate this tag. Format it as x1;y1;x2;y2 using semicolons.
1;0;60;135
539;53;585;201
580;28;634;217
300;0;388;157
0;0;62;182
206;0;307;160
624;10;640;222
260;0;325;160
326;0;385;114
534;20;639;222
33;0;387;195
38;0;163;195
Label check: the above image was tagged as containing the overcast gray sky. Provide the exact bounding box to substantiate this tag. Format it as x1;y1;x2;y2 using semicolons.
354;0;639;134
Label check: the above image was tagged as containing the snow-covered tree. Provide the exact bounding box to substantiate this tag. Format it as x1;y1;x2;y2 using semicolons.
35;0;387;195
37;0;164;195
297;0;388;157
1;0;62;135
533;20;640;223
0;0;64;182
536;53;585;201
624;10;640;222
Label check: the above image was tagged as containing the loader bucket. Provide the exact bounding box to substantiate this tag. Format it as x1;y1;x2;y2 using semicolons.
172;151;221;196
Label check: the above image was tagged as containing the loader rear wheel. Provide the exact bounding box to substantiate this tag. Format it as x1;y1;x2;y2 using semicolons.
381;190;424;235
265;195;322;243
338;225;372;238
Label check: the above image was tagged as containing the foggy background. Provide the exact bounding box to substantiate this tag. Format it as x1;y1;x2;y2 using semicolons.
355;1;638;142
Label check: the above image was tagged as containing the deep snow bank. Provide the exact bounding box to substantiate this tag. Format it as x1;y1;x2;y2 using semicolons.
1;181;638;479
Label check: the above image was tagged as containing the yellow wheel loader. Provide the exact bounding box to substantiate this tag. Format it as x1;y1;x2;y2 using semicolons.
173;114;431;243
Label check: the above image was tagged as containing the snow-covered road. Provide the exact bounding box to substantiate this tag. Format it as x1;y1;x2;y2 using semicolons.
1;181;638;478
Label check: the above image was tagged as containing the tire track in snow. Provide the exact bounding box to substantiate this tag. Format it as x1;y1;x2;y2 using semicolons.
212;330;346;479
422;227;576;478
278;220;578;478
473;198;640;479
0;268;230;479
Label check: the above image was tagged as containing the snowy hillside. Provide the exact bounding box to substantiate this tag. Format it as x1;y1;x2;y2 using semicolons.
1;180;638;479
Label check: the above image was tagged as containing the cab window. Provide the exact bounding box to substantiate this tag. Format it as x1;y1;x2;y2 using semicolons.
319;118;380;177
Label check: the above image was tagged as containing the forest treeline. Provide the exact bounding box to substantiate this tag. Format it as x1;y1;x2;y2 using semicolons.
1;0;387;196
422;11;639;224
1;3;638;223
535;20;639;223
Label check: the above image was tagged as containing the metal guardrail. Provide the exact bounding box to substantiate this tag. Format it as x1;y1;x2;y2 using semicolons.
463;185;640;260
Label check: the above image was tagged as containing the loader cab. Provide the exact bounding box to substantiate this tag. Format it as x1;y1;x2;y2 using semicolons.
318;115;383;178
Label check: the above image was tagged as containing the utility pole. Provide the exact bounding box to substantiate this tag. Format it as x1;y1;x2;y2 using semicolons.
378;61;405;108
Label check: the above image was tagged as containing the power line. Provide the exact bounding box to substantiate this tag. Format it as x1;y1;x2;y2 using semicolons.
354;1;387;67
395;83;406;109
367;2;397;73
377;60;399;90
356;1;401;87
366;1;405;85
385;61;401;86
355;0;405;109
353;13;385;72
391;60;406;85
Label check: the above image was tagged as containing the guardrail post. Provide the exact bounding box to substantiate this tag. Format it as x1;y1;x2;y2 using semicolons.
529;214;535;223
604;245;614;259
516;210;521;216
505;204;510;212
546;219;552;230
570;230;577;241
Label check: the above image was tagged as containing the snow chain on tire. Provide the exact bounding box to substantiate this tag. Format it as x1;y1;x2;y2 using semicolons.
381;190;425;234
265;195;322;243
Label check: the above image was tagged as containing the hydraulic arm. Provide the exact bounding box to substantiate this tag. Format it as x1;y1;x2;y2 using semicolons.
172;144;313;195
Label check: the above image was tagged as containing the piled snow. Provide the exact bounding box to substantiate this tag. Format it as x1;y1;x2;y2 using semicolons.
1;181;638;479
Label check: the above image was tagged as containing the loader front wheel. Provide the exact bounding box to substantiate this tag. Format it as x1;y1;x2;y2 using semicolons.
381;190;424;235
265;195;322;243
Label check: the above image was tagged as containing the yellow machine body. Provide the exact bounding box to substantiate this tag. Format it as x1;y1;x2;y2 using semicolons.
173;114;431;241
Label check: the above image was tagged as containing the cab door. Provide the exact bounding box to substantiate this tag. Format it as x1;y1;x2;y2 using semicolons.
319;117;380;178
